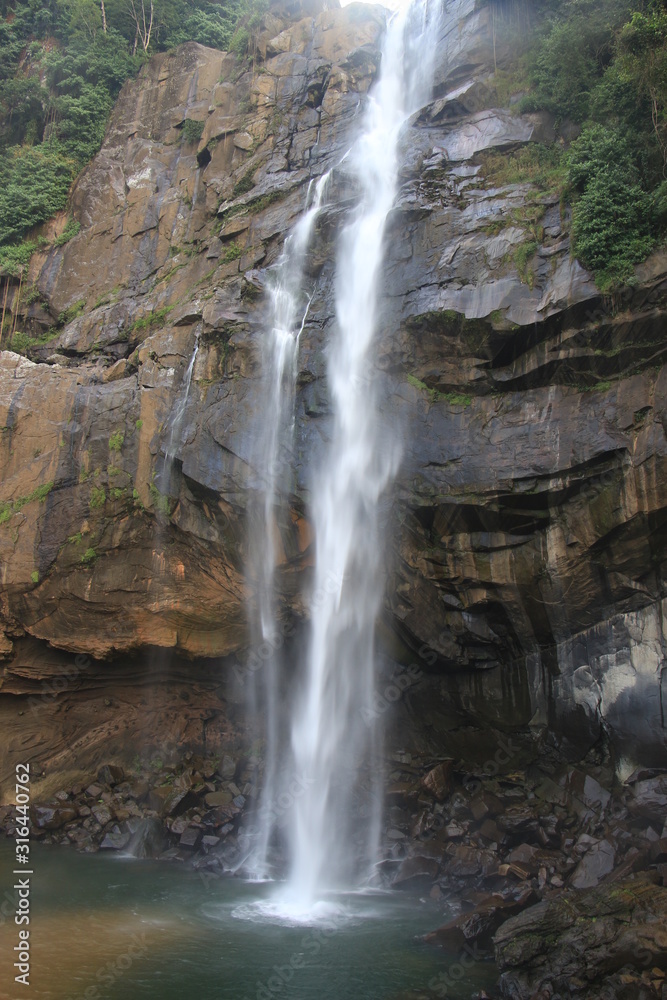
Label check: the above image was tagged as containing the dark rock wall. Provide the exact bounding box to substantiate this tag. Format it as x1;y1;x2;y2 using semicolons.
1;0;666;792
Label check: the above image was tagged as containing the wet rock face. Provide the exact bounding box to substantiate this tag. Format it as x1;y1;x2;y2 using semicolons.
494;875;667;1000
0;0;667;772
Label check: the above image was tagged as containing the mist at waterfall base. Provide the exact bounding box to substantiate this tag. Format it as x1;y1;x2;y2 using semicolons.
244;0;443;918
0;841;499;1000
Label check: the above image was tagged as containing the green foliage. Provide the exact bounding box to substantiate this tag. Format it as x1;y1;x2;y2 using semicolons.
482;143;566;193
0;480;54;525
182;118;205;144
517;0;632;122
0;239;40;276
568;124;655;287
30;570;39;583
131;305;173;334
135;419;143;429
81;547;96;563
229;26;249;56
149;482;174;516
108;429;124;452
440;391;473;406
0;145;74;246
9;329;56;355
53;217;81;246
221;241;242;262
232;167;256;197
67;532;83;545
617;10;667;173
407;374;471;406
109;486;126;499
89;485;106;508
0;0;269;259
58;299;86;325
407;373;429;393
514;239;539;286
522;19;599;120
487;0;667;288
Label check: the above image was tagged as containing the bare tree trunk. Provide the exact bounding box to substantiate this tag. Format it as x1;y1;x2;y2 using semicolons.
492;6;497;73
0;278;9;347
146;0;154;51
100;0;107;33
9;269;23;349
649;84;667;177
129;0;154;53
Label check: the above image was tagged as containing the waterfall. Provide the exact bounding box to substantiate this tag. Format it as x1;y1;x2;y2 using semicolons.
283;0;442;908
248;173;331;877
162;327;200;493
163;327;201;480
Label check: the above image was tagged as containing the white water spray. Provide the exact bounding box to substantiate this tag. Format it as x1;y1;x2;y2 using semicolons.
249;173;331;876
283;0;442;910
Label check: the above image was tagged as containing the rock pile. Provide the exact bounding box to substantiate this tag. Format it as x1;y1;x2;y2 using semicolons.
1;742;665;997
375;748;667;999
0;752;258;869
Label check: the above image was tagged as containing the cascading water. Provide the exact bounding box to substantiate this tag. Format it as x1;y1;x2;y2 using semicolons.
248;173;330;877
282;0;442;910
163;326;200;492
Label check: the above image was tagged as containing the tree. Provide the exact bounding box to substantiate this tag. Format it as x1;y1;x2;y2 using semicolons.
58;0;104;41
128;0;154;53
618;11;667;174
568;124;655;286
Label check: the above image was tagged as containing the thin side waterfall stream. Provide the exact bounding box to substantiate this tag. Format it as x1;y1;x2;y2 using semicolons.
246;0;442;918
163;326;201;494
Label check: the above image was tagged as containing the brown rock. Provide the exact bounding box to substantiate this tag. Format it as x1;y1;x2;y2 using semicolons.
422;761;453;802
445;845;497;877
97;764;124;786
205;790;233;808
570;840;615;889
91;804;113;827
425;889;537;953
391;856;440;890
30;803;78;830
179;826;202;850
495;876;667;1000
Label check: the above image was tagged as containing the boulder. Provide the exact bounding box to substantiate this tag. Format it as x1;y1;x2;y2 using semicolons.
570;840;616;889
391;855;440;890
494;876;667;999
97;764;125;786
422;761;454;802
30;803;78;830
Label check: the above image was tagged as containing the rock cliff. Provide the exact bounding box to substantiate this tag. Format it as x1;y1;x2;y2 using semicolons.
1;0;666;791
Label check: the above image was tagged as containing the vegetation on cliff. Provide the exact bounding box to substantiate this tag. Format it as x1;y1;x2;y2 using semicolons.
492;0;667;288
0;0;265;275
0;0;666;291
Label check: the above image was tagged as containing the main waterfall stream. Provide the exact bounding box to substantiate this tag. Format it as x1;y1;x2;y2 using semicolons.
248;0;442;915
